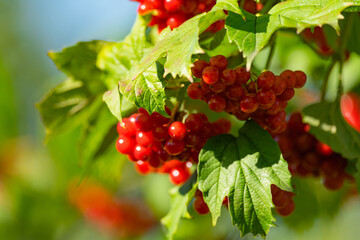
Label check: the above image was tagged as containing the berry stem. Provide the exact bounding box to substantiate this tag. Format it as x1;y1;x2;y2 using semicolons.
320;59;336;102
265;35;276;70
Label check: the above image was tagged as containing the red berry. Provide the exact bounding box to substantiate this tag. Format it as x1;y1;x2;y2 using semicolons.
193;195;210;214
136;131;154;147
185;132;200;146
240;94;259;113
167;14;187;29
316;142;333;156
242;0;257;14
153;125;170;141
256;89;276;109
271;76;286;96
187;82;204;99
182;0;198;14
210;81;227;93
280;70;297;89
226;84;245;100
235;66;250;84
135;160;151;175
164;0;182;12
208;95;227;113
209;55;228;71
266;111;286;132
151;110;170;125
116;135;136;154
164;139;186;155
221;69;236;85
235;110;251;121
185;114;203;132
294;70;307;88
169;121;187;140
159;159;184;173
212;118;232;134
133;144;152;161
135;113;154;132
169;166;190;185
278;88;295;101
272;189;292;209
257;71;275;90
117;118;136;136
323;174;345;190
202;66;220;84
155;148;171;162
191;60;209;78
138;1;154;15
276;199;295;216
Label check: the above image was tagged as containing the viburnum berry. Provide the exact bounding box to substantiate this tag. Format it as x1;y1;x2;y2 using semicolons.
234;66;250;84
116;135;136;154
135;112;154;132
135;160;151;175
191;60;209;78
256;89;276;109
209;55;228;71
202;66;220;84
221;69;236;85
185;114;203;132
133;144;152;161
226;84;245;100
208;95;227;113
193;193;210;214
280;70;297;89
276;199;295;217
164;138;186;155
240;94;259;113
257;71;275;90
187;82;204;100
271;76;286;96
169;165;190;185
294;70;307;88
210;81;227;93
136;131;154;147
278;88;295;101
167;14;187;29
117;118;136;136
168;121;187;140
164;0;182;12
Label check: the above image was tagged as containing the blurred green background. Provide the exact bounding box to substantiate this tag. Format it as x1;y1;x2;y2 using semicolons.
0;1;360;240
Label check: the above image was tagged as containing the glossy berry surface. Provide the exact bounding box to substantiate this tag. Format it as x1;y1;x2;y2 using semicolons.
169;166;190;185
168;121;187;140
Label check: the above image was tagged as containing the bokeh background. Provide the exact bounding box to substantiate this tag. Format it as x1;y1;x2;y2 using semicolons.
0;1;360;240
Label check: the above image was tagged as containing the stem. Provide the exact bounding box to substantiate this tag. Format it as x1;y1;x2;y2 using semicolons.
320;59;336;102
265;37;276;70
260;0;278;14
169;100;181;124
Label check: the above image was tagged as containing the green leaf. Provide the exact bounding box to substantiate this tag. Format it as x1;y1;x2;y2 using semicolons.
344;0;360;12
37;78;103;140
226;0;354;69
302;100;360;162
161;174;198;240
341;13;360;54
98;16;168;115
198;121;292;237
126;10;226;81
103;85;136;122
49;40;108;93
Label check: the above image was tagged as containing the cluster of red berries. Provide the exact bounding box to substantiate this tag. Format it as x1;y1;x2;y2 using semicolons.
116;107;231;185
134;0;217;31
276;112;351;191
187;55;307;134
271;185;295;217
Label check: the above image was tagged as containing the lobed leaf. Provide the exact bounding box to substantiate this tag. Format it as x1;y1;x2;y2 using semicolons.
226;0;356;69
198;121;292;237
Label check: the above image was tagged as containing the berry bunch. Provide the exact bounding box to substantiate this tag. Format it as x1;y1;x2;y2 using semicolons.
193;190;228;215
134;0;216;31
116;107;231;185
187;55;307;134
276;112;351;191
271;185;295;217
